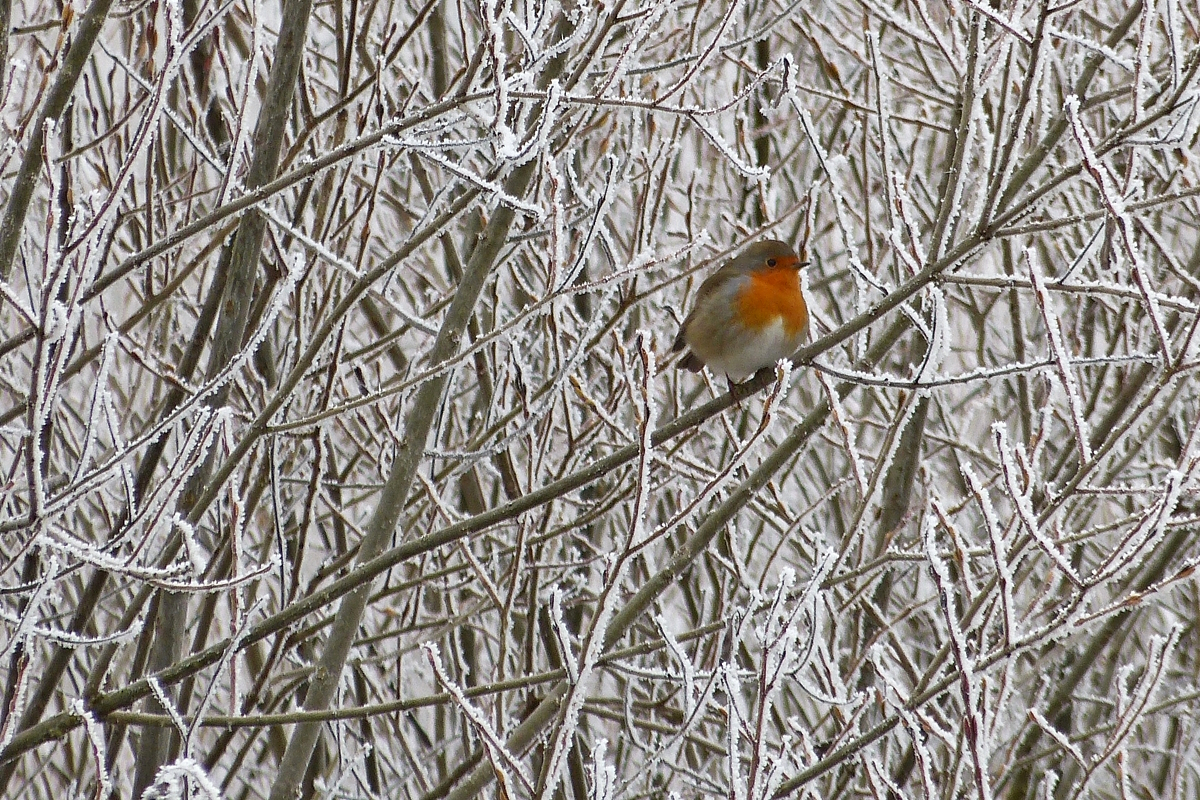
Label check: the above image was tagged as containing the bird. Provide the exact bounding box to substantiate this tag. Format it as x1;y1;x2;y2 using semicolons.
672;240;809;383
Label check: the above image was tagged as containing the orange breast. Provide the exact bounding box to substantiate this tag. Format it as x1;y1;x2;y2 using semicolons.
736;268;808;335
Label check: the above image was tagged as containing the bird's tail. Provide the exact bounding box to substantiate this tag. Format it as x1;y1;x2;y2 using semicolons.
676;351;704;373
657;329;705;374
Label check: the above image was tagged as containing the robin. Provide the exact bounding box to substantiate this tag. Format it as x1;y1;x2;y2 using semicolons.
672;240;809;382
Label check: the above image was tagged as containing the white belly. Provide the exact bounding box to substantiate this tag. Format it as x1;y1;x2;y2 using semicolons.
701;318;805;382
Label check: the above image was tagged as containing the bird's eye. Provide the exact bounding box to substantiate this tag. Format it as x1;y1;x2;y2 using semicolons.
766;258;777;267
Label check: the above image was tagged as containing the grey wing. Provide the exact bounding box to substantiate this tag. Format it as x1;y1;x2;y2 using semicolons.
672;264;739;353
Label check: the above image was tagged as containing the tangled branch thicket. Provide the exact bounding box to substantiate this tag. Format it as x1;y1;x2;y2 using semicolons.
2;0;1200;797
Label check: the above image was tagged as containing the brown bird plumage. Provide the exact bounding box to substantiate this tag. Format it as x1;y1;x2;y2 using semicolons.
672;240;809;381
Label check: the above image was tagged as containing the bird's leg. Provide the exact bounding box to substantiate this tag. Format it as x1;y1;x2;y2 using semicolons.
727;375;753;401
728;367;773;400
